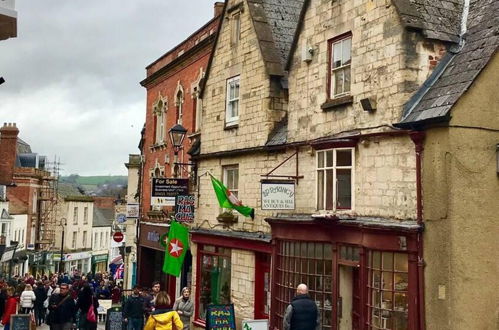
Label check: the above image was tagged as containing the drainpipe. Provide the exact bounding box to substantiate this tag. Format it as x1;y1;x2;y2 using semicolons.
409;131;425;330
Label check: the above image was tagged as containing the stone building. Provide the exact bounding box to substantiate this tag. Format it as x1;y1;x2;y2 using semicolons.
190;0;498;329
395;1;499;328
0;0;17;41
137;4;222;298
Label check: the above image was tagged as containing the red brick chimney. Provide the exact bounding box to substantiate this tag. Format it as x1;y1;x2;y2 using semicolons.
0;123;19;185
214;2;224;17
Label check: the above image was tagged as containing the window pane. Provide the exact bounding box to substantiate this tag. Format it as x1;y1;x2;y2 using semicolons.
317;170;324;209
382;272;393;291
334;69;344;95
337;150;352;166
383;252;394;270
342;38;351;65
317;151;324;168
336;169;351;209
395;273;408;291
325;169;334;210
394;253;408;272
326;150;333;167
344;66;351;93
234;81;240;97
333;42;342;68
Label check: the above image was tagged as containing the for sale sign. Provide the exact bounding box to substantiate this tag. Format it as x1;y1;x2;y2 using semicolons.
151;178;189;207
175;195;195;223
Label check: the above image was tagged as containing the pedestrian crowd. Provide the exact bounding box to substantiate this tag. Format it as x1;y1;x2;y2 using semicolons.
0;271;193;330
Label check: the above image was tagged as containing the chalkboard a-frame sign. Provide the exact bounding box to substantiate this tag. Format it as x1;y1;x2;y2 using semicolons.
10;314;31;330
206;304;236;330
106;307;124;330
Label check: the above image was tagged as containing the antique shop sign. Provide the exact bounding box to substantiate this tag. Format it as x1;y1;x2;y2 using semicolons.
151;178;189;207
261;180;295;210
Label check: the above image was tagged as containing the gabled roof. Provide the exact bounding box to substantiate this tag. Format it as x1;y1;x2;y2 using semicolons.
396;0;499;127
392;0;464;43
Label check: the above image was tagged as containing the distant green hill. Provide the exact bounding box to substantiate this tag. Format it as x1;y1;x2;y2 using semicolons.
60;175;127;186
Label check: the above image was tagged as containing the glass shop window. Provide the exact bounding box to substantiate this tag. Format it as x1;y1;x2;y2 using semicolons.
367;251;409;330
197;245;231;321
274;241;333;329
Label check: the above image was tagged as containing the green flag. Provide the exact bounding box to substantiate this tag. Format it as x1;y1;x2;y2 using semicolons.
162;220;189;277
210;174;254;218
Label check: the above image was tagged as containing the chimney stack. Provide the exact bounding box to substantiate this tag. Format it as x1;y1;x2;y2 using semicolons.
0;123;19;185
214;2;224;17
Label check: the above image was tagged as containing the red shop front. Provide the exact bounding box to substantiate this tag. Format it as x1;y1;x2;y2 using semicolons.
266;215;423;330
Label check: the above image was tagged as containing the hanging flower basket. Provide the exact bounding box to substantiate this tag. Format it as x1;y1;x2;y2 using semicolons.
216;211;238;224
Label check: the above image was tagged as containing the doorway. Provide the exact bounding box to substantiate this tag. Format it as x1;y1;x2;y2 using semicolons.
338;265;360;330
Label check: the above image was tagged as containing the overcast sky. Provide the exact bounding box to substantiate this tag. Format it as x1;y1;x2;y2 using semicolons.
0;0;216;176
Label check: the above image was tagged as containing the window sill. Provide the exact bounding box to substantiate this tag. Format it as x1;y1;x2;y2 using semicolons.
321;95;353;111
150;142;167;151
224;122;239;130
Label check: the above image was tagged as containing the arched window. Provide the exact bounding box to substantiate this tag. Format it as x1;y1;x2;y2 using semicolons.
153;97;167;144
176;90;183;125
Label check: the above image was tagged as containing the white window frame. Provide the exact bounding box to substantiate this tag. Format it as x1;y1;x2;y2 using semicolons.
226;76;240;126
73;207;78;225
82;231;87;247
316;148;355;211
222;165;239;212
72;232;77;249
83;207;88;224
330;36;352;98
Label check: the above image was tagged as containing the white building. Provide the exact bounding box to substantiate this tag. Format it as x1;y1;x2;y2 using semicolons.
91;207;112;274
0;200;28;276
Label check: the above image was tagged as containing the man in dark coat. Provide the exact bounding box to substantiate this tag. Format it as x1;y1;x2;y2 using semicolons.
283;284;320;330
123;286;146;330
34;281;48;326
47;283;76;330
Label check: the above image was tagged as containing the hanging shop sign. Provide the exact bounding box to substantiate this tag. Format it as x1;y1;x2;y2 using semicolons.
174;195;195;223
64;251;91;261
126;203;139;218
151;178;189;207
261;180;295;210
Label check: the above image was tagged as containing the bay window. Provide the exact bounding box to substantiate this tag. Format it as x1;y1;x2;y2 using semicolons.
316;148;354;211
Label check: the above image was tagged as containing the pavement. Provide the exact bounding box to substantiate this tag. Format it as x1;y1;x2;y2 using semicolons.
36;322;106;330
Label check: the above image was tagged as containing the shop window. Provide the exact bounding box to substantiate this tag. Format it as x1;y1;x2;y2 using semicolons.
367;251;409;330
226;76;240;127
197;245;231;321
317;148;354;211
274;240;333;329
329;34;352;98
338;245;361;265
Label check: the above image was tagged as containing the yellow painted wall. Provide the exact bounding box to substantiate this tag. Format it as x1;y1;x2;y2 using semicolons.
423;53;499;330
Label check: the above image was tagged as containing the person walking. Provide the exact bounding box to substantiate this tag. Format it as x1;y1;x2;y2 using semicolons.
283;284;320;330
47;283;76;330
123;286;145;330
34;281;48;325
172;287;193;330
76;283;99;330
1;287;18;330
20;284;36;314
144;291;182;330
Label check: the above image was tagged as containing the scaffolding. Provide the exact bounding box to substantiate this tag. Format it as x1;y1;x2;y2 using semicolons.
37;156;61;250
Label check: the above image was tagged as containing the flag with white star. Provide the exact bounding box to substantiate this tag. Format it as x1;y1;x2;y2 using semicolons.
162;220;189;277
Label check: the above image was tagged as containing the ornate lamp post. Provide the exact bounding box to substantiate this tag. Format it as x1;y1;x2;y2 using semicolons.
168;124;187;178
59;218;67;273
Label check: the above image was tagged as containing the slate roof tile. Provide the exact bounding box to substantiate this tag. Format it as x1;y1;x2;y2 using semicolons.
397;0;499;127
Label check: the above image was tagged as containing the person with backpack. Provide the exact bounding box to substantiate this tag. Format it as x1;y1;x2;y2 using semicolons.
76;283;99;330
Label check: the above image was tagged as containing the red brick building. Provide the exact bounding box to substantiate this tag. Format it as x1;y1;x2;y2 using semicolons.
137;4;222;296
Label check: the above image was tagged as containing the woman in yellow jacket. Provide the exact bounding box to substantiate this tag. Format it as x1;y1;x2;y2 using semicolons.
144;291;183;330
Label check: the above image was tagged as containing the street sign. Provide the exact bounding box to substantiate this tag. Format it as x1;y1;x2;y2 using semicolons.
113;232;124;243
116;213;127;224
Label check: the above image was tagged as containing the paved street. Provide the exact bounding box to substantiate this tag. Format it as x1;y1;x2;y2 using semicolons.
35;323;106;330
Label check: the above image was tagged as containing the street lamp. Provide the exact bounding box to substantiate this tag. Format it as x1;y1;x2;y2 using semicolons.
169;124;187;177
59;218;67;273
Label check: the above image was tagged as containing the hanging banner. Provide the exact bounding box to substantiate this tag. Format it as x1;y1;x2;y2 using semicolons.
261;180;295;210
174;195;195;223
151;178;189;207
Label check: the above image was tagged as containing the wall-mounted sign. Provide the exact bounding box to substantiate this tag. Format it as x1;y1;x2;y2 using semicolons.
113;232;124;243
147;231;160;243
126;203;139;218
151;178;189;207
261;180;295;210
174;195;195;223
116;213;127;224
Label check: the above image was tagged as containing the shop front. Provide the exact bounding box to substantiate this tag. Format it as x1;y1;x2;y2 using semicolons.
62;251;92;273
266;215;422;330
92;254;108;273
138;223;184;298
190;229;271;328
